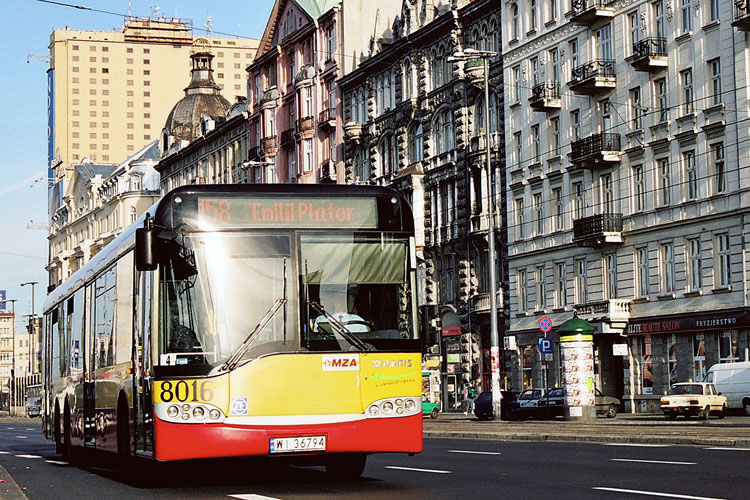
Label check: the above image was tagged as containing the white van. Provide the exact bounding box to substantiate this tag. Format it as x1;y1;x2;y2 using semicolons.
704;362;750;415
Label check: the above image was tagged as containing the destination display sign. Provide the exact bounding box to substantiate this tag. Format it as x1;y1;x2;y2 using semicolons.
183;195;379;230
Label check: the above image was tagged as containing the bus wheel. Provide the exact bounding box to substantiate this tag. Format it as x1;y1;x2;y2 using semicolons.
116;397;131;468
325;453;367;480
54;404;62;455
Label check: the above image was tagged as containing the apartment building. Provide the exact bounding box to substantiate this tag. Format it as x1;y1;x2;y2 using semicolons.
245;0;402;184
0;311;14;401
47;18;259;218
503;0;750;411
339;0;504;408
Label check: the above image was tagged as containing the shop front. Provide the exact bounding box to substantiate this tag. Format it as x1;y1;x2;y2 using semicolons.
625;309;750;413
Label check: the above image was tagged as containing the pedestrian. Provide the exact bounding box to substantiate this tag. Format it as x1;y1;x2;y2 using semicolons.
464;384;477;415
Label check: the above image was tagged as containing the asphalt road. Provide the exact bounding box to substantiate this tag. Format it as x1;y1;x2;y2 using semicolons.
2;421;750;500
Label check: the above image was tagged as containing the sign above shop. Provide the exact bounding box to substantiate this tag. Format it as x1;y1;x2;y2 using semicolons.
626;310;750;335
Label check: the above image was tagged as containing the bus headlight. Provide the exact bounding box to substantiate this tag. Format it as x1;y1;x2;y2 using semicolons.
156;402;225;423
192;406;205;419
167;405;179;418
366;397;421;418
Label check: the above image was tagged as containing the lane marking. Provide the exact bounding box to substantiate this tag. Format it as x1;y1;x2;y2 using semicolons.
704;447;750;451
593;487;725;500
603;443;668;447
0;451;9;454
385;466;452;474
15;454;42;459
15;436;28;439
45;460;68;465
228;495;282;500
611;458;696;465
448;450;502;455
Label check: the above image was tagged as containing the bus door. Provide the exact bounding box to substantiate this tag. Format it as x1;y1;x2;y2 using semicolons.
83;283;96;447
133;271;154;455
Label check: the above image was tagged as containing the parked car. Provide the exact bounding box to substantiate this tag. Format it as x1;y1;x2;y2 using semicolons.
660;382;727;420
704;361;750;415
422;398;440;419
474;391;520;421
517;388;545;407
595;389;620;418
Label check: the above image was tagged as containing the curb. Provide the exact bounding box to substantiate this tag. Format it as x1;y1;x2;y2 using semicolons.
0;464;28;500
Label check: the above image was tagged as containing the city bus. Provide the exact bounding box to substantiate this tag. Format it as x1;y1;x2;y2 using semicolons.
42;184;422;477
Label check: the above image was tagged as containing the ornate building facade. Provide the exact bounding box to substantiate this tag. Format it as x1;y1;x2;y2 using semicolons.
339;0;505;408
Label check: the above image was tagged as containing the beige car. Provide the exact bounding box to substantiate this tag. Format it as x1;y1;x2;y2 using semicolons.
660;382;727;420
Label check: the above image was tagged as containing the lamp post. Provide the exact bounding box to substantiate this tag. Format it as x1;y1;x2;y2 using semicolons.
20;281;38;375
0;298;16;415
449;48;502;419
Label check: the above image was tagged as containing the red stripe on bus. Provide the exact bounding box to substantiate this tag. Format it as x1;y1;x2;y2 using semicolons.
152;414;423;461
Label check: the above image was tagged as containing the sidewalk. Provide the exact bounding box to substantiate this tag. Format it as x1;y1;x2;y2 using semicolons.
424;411;750;448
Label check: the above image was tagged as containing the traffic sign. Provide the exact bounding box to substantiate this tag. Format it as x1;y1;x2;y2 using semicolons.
539;337;553;354
539;316;552;333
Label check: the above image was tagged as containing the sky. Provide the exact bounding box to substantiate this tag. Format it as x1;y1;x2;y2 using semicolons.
0;0;274;329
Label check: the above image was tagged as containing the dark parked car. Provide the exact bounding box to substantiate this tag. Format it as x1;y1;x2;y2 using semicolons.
474;391;520;421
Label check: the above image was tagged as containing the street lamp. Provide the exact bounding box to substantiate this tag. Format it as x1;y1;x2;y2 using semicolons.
449;48;502;419
20;281;38;375
0;298;16;415
242;160;276;183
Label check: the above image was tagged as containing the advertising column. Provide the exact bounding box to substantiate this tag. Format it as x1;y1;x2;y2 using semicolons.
558;315;596;421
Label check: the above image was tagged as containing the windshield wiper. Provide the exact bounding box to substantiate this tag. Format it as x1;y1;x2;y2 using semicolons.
219;297;287;372
308;301;371;352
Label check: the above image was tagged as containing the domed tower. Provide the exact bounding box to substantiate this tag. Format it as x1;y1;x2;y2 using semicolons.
161;38;232;156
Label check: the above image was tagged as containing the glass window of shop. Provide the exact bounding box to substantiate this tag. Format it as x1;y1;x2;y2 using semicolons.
523;346;534;388
719;331;739;363
641;335;653;394
668;334;678;385
693;333;706;381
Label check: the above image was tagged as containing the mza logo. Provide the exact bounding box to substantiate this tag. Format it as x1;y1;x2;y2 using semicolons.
231;397;248;415
322;354;360;371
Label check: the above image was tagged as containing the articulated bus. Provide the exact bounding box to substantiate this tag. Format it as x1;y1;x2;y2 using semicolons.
42;184;422;477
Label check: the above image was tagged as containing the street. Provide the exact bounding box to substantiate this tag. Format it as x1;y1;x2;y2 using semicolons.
2;421;750;500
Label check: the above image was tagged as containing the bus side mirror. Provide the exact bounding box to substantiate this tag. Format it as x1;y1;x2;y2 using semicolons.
135;228;158;271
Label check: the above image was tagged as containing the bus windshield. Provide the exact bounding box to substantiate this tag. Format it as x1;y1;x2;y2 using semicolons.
157;231;416;372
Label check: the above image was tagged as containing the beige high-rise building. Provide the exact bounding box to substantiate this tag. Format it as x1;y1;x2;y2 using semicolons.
47;18;260;216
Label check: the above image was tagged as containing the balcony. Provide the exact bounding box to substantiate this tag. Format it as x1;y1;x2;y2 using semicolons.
318;107;336;130
568;60;616;95
297;116;314;133
570;133;621;169
733;2;750;30
568;0;614;26
529;82;561;112
318;160;337;183
574;299;631;325
260;87;279;109
572;213;623;246
464;59;485;86
627;38;667;72
294;64;316;88
343;120;363;143
280;128;295;148
261;135;277;154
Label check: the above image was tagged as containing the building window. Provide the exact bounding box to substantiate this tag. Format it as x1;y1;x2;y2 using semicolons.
718;331;739;363
661;242;675;294
653;0;665;38
573;181;584;219
409;122;423;163
325;23;336;60
554;262;566;308
716;233;731;288
632;164;645;212
303;139;313;172
516;198;525;239
547;0;557;21
658;158;671;206
688;237;702;292
684;150;697;200
518;269;528;313
641;336;653;394
523;346;534;388
637;247;650;297
681;69;693;114
711;142;725;194
513;131;522;166
605;253;618;299
511;3;519;40
681;0;693;34
535;265;546;311
534;192;543;235
550;117;560;156
709;59;722;106
552;187;563;231
630;87;642;130
628;11;641;54
568;38;579;77
378;134;397;176
693;334;706;381
512;66;521;103
433;108;454;154
529;0;537;31
708;0;720;22
570;109;581;142
574;258;587;304
601;173;614;214
654;78;668;124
